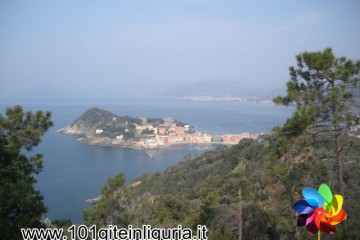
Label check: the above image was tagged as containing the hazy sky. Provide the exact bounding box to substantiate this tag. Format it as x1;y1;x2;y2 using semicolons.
1;0;360;99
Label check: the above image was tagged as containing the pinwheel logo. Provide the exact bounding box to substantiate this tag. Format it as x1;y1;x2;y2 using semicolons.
293;183;347;237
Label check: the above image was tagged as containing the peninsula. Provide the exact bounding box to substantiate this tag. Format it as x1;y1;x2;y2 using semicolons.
58;107;259;149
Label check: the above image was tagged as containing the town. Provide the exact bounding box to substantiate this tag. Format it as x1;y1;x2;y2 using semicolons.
94;116;260;149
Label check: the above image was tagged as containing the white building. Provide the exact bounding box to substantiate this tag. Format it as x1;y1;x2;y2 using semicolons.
116;135;124;140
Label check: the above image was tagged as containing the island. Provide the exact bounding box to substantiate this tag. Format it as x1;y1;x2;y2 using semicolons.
58;107;260;150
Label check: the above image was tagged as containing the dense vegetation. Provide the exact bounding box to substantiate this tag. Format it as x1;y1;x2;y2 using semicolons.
0;105;53;239
72;107;119;127
70;107;141;139
83;135;360;239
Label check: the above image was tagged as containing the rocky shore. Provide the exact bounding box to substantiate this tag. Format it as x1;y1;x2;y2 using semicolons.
58;126;143;149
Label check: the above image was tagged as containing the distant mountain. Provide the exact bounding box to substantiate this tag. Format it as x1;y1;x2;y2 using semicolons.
164;80;283;98
1;85;144;103
1;85;80;103
2;85;73;102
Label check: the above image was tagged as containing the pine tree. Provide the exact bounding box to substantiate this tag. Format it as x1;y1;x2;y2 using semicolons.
0;105;53;239
274;48;360;194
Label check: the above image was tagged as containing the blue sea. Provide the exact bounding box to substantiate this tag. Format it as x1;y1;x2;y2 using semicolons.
1;99;292;223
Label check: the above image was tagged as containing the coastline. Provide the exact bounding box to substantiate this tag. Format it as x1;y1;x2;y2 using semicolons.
57;107;261;152
178;96;275;105
58;127;252;151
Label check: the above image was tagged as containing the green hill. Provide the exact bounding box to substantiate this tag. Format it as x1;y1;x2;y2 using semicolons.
71;107;119;127
60;107;142;140
70;107;141;130
83;134;360;239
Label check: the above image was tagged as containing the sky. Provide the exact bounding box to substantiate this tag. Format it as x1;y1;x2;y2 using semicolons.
1;0;360;100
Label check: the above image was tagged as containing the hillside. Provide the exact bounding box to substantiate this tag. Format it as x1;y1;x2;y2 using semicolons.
59;107;140;137
72;107;119;126
83;134;360;239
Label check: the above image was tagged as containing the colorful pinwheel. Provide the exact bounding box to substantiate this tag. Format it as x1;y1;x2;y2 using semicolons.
293;183;347;236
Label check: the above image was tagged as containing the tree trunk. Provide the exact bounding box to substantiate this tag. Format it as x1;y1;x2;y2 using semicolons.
334;125;345;195
238;188;242;240
331;79;345;196
289;168;300;239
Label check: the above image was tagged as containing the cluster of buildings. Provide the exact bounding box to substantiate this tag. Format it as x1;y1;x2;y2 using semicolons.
93;117;260;149
134;118;259;149
138;132;259;149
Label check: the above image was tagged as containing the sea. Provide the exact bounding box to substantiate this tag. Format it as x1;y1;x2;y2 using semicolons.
0;99;293;223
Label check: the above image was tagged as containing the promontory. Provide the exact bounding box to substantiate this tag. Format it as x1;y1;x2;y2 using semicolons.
58;107;259;149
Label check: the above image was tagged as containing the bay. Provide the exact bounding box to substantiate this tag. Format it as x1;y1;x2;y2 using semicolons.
1;99;292;223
